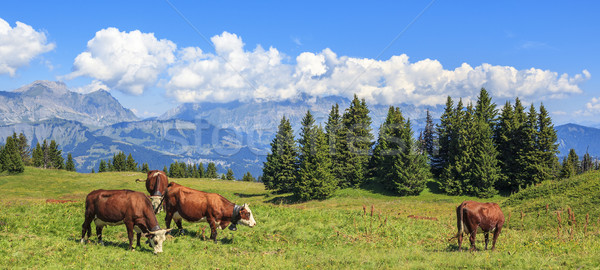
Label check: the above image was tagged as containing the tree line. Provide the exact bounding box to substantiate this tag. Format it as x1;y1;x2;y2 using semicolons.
0;133;76;174
262;89;594;201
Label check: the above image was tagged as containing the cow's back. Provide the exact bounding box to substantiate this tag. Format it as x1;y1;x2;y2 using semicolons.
85;189;151;222
166;183;228;222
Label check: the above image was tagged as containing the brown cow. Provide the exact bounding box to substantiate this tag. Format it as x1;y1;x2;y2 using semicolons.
164;182;256;242
80;189;171;254
455;200;505;251
136;170;169;212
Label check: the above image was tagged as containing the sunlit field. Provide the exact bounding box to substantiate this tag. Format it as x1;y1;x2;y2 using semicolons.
1;167;599;269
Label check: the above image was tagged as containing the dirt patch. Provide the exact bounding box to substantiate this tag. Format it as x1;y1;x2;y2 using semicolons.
46;199;77;204
407;215;438;221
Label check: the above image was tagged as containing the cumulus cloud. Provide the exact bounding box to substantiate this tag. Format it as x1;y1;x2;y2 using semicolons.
0;18;55;76
577;97;600;116
66;30;589;105
165;32;590;106
64;27;176;95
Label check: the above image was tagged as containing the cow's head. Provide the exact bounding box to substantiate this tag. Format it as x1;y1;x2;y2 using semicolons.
149;195;163;213
237;203;256;227
146;228;171;254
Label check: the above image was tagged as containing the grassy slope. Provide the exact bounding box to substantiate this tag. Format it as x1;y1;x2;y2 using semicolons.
0;167;599;269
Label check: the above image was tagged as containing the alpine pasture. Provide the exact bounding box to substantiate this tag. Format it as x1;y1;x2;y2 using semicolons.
1;167;599;269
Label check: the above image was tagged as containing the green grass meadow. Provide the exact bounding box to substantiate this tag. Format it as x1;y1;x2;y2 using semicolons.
1;167;599;269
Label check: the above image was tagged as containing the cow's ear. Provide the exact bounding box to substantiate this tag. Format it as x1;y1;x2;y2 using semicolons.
242;203;248;207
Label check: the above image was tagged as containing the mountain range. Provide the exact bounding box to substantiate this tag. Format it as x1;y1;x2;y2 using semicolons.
0;80;597;177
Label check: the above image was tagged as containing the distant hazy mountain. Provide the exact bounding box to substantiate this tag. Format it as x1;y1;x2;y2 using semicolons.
555;123;600;158
1;80;597;177
0;80;138;127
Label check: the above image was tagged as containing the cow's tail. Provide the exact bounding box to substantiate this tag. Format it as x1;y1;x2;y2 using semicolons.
455;202;466;239
135;178;144;183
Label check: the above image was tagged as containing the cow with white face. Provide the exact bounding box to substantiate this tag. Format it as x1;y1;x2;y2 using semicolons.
81;189;171;254
164;182;256;242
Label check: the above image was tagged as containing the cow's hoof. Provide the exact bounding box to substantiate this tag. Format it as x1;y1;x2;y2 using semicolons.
228;224;237;231
80;239;86;244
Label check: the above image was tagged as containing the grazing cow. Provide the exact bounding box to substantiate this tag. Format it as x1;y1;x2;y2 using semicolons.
164;182;256;242
81;189;171;254
136;170;169;212
455;200;505;251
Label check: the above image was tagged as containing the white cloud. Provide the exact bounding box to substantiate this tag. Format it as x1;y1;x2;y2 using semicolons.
164;32;590;106
0;18;55;76
64;27;176;95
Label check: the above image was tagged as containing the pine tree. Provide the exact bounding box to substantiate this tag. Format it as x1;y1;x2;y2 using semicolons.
198;162;205;178
126;153;137;171
372;106;429;195
516;105;541;187
206;162;218;178
0;135;25;174
423;109;436;161
187;163;194;178
48;140;63;169
295;111;337;200
467;112;500;198
163;165;169;176
495;101;514;190
325;104;344;181
192;164;199;178
262;116;298;193
560;149;579;179
226;168;235;180
98;160;107;173
65;153;76;172
14;133;31;166
433;96;454;177
179;162;187;178
141;163;150;173
439;98;466;195
339;95;373;187
91;168;95;173
32;142;43;167
537;104;559;179
581;151;593;173
242;172;256;182
111;151;126;171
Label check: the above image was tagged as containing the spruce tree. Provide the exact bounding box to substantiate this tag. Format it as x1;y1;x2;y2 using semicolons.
126;153;137;171
467;113;499;198
439;99;466;195
340;95;373;187
179;162;187;178
0;136;25;174
495;101;515;190
48;140;63;169
325;104;344;182
537;104;559;179
141;163;150;173
198;163;205;178
65;153;76;172
15;133;31;166
32;142;43;168
581;151;593;173
423;109;436;161
206;162;218;178
163;165;168;175
112;151;126;171
242;172;256;182
433;96;454;177
226;168;235;180
373;106;429;195
296;112;337;200
98;160;107;172
262;116;298;193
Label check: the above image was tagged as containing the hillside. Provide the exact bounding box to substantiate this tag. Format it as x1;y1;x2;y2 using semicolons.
503;170;600;218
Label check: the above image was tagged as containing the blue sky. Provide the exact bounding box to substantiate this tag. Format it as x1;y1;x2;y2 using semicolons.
1;1;599;126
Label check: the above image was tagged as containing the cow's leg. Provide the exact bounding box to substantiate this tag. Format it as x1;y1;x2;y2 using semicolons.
125;223;135;251
469;230;477;252
208;218;218;243
484;232;490;250
491;226;502;251
95;225;105;245
457;232;463;251
165;211;173;229
81;217;92;244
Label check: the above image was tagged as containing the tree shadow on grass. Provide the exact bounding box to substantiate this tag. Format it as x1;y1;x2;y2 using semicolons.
264;193;303;205
234;192;268;198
